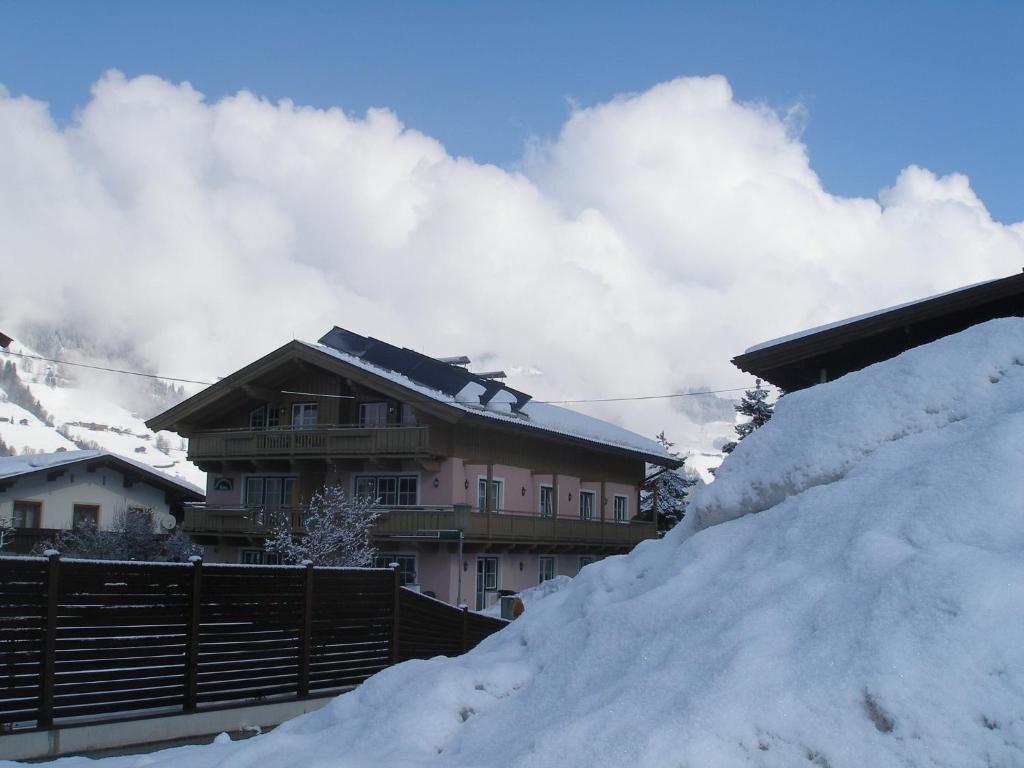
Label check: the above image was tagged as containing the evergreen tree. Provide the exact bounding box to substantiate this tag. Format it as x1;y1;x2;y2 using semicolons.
721;379;774;454
641;432;698;534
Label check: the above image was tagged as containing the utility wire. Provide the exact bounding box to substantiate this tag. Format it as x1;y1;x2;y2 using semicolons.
1;349;770;404
0;349;215;386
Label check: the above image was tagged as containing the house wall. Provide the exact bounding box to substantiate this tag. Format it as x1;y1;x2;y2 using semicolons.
0;467;173;532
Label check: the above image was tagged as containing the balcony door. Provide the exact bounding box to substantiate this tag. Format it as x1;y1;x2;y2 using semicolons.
476;556;499;610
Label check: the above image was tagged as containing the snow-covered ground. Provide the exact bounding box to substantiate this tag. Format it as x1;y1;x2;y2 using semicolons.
478;575;574;618
11;318;1024;767
0;343;204;488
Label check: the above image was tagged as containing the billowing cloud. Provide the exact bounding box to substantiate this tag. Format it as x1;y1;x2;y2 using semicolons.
2;71;1022;450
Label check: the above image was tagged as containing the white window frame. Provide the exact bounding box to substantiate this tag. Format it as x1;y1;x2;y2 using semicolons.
359;401;389;427
477;476;505;513
290;402;318;427
539;484;553;517
538;556;557;584
578;490;596;520
613;494;629;523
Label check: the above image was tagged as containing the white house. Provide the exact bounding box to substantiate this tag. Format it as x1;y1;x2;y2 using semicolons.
0;450;204;554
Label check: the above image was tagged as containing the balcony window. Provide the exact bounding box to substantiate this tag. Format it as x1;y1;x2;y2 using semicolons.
290;402;318;427
72;504;99;529
359;402;388;427
579;490;595;520
355;475;418;506
245;476;296;507
613;495;628;523
538;556;556;584
249;403;279;430
399;404;417;426
477;478;503;512
539;485;553;517
241;549;280;565
12;500;40;529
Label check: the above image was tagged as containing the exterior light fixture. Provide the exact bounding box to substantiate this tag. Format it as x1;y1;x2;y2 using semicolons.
464;479;470;490
521;486;526;496
433;477;440;489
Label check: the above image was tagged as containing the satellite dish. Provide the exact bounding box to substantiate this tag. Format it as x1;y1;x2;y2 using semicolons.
160;514;178;531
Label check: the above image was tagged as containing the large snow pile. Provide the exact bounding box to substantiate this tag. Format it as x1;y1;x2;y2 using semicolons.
479;574;574;618
15;318;1024;767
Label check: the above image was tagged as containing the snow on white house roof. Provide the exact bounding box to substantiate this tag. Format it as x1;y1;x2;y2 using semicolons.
298;340;675;463
743;275;1006;354
0;449;204;497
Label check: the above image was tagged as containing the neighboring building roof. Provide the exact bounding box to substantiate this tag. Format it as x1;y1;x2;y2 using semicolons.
0;449;205;498
147;328;680;467
732;271;1024;391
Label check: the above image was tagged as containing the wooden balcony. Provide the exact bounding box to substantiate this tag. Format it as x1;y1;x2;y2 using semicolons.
184;503;656;549
187;425;433;461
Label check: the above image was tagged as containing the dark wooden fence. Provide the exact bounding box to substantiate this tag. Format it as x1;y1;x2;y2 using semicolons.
0;554;507;730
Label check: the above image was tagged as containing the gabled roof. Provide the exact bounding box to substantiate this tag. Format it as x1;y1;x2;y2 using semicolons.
0;450;205;498
147;328;679;467
732;271;1024;391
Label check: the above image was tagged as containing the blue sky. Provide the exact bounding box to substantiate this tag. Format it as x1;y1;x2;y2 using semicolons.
1;0;1021;222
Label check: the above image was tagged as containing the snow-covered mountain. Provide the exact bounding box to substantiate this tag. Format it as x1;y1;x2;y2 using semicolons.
29;317;1024;768
0;341;205;489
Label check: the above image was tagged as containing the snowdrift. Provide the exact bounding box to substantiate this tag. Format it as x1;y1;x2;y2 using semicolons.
16;319;1024;767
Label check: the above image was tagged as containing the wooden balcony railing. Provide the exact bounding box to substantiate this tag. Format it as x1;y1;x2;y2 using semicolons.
187;425;432;460
184;503;657;548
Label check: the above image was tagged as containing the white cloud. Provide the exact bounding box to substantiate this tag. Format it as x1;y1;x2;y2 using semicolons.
2;71;1022;450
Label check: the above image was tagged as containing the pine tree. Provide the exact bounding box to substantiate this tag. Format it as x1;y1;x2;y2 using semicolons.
641;432;698;534
721;379;774;454
265;483;382;566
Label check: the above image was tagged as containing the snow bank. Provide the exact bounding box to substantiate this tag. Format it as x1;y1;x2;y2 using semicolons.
14;318;1024;767
479;574;574;618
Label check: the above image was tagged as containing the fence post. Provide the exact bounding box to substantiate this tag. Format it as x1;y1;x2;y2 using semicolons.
298;560;313;698
184;556;202;713
39;550;60;728
461;606;469;654
390;563;401;664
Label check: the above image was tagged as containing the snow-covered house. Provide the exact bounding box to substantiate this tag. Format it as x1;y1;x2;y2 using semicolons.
0;450;205;554
146;327;681;608
733;270;1024;391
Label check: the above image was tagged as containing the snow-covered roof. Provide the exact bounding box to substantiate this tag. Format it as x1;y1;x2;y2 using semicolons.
299;340;675;463
743;275;1006;354
0;449;205;497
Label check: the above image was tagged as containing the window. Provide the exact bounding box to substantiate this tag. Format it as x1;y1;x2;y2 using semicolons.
539;485;553;517
355;475;418;506
476;557;499;610
244;476;296;507
249;404;279;430
399;404;417;426
72;504;99;529
477;478;504;512
241;549;280;565
613;495;628;523
12;501;40;529
359;402;388;427
539;556;556;584
579;556;596;571
579;490;595;520
374;554;417;585
290;402;318;427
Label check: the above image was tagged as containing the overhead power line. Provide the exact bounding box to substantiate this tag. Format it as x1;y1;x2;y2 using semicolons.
0;349;769;404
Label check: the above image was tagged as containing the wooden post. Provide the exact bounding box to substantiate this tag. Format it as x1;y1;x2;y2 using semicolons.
461;606;469;653
391;564;401;664
39;551;60;728
184;556;202;713
298;560;314;698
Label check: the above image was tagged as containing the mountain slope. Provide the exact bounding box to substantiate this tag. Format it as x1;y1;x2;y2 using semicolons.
12;318;1024;768
0;343;204;488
